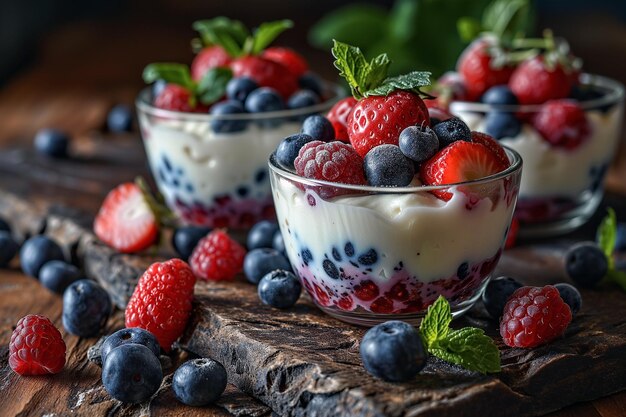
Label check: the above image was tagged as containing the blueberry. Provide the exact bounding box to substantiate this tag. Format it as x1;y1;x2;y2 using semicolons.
484;112;521;140
554;283;582;315
39;260;81;294
323;259;340;279
151;79;167;100
298;73;323;97
272;230;286;254
565;242;608;287
482;276;523;319
258;270;302;309
20;235;65;278
287;89;320;110
398;125;439;163
360;321;426;382
0;217;11;233
344;242;355;257
457;262;469;280
210;100;247;133
616;223;626;251
276;133;315;169
364;144;415;187
358;249;378;265
481;85;519;105
301;115;334;142
301;248;313;265
588;164;608;193
255;169;267;183
172;226;212;260
243;248;291;284
226;77;258;103
101;328;161;364
34;128;69;158
102;344;163;404
570;85;613;113
432;117;471;147
244;87;285;113
331;247;342;261
107;104;133;133
0;231;19;267
247;221;280;250
63;279;112;337
172;358;227;406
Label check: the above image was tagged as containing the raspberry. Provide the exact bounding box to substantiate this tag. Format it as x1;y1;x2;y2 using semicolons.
500;286;572;348
533;100;590;150
294;141;366;185
354;280;380;301
125;258;196;351
9;314;66;375
189;230;246;281
326;97;357;142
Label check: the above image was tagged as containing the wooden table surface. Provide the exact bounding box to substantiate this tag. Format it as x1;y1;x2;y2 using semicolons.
1;15;626;417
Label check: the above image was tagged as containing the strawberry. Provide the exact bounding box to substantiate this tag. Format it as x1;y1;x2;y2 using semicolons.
326;97;357;143
532;99;590;149
348;90;429;157
470;131;509;167
505;217;519;249
509;56;572;105
262;47;308;77
154;84;196;112
420;141;509;201
94;182;158;254
457;38;514;102
191;45;232;81
230;56;297;100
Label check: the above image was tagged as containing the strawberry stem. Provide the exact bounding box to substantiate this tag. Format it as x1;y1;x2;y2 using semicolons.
135;177;179;228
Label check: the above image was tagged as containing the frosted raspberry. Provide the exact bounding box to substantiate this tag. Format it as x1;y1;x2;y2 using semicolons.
500;285;572;348
294;141;366;185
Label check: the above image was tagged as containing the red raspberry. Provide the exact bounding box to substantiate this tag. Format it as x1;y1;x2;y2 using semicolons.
154;84;195;112
191;45;232;81
509;56;572;105
348;90;429;157
504;217;519;249
532;99;590;149
326;97;357;142
262;47;309;77
9;315;66;376
125;258;196;351
353;280;380;301
294;141;366;185
457;38;514;101
500;285;572;348
189;230;246;281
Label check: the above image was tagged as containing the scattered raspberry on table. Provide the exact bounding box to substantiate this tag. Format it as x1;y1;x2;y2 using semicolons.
9;314;66;376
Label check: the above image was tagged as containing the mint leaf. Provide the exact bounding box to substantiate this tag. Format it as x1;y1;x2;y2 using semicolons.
597;207;617;268
430;328;501;374
419;296;452;347
608;269;626;292
332;40;372;99
143;63;194;91
366;53;391;91
457;17;483;43
482;0;531;42
364;71;431;97
251;20;294;55
192;17;247;57
196;67;233;105
388;0;419;43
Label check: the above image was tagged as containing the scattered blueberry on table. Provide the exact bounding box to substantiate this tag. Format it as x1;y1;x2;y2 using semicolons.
39;260;82;294
20;235;65;278
107;104;133;132
244;248;291;284
0;231;19;267
172;358;227;406
258;270;301;309
34;128;70;158
62;279;112;337
482;276;523;320
247;220;280;250
172;225;212;260
100;328;161;364
565;242;608;287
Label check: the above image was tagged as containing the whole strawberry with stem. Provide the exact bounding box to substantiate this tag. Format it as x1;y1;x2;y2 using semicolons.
332;40;431;157
194;18;298;99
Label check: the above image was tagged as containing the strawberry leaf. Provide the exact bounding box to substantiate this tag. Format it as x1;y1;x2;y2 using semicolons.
482;0;531;43
430;327;501;374
364;71;431;97
457;17;483;43
251;20;294;55
193;17;248;57
332;40;392;99
196;67;233;105
143;63;194;91
419;296;451;348
597;207;617;269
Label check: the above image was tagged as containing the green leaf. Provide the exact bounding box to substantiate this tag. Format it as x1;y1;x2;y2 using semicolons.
482;0;531;42
597;207;617;267
365;53;391;91
457;17;483;43
607;269;626;292
192;17;248;57
196;67;233;105
430;327;501;374
364;71;431;97
388;0;419;43
331;40;372;99
419;295;452;348
251;20;294;55
142;63;194;90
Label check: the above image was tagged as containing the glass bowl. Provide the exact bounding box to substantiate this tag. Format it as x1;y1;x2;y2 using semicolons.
268;148;522;326
136;85;342;230
449;74;624;237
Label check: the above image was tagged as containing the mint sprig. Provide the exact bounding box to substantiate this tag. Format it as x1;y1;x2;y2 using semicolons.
596;208;626;291
419;296;501;374
331;40;430;99
142;63;232;107
457;0;531;45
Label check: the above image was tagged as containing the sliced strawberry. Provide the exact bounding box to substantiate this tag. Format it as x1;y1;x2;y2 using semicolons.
262;47;308;77
230;56;298;100
509;56;571;105
470;131;510;167
191;46;232;82
326;97;357;142
420;141;509;201
94;183;158;253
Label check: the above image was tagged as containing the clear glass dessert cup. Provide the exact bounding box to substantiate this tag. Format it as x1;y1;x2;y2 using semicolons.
269;148;522;326
449;74;624;237
136;85;342;230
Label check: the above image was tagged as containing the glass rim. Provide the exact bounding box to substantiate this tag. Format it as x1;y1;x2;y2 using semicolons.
135;81;345;121
268;146;523;194
449;73;625;113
